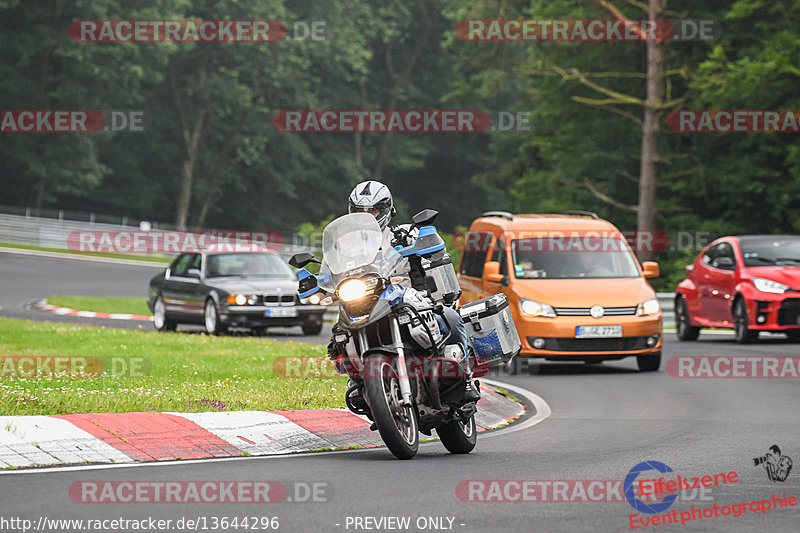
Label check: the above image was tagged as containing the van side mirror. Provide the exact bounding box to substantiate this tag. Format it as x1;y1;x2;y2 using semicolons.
642;261;660;279
289;252;321;268
186;268;201;279
411;209;438;227
484;261;504;283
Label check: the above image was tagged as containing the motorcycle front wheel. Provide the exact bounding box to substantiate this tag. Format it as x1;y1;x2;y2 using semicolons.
436;414;476;454
364;354;419;460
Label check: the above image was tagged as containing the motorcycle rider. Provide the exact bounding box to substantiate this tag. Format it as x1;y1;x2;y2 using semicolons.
329;180;480;405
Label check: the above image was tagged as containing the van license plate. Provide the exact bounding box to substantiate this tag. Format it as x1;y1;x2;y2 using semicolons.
576;325;622;338
266;308;297;318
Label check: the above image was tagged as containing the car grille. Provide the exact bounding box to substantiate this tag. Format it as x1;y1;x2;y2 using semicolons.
778;298;800;326
263;294;296;306
553;306;637;316
528;336;652;352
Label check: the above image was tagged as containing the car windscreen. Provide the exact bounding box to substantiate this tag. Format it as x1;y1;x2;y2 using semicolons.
205;253;294;278
740;236;800;267
511;238;640;279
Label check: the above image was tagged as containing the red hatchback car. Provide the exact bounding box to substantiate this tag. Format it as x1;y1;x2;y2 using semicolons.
676;235;800;343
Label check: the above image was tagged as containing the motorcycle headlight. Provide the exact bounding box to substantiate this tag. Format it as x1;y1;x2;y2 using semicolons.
337;279;368;302
636;298;660;316
753;277;790;294
520;298;556;318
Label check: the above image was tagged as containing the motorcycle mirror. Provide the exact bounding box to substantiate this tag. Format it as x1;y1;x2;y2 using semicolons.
411;209;438;227
289;252;321;268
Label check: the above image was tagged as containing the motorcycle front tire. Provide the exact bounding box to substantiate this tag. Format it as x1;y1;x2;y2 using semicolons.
364;353;419;460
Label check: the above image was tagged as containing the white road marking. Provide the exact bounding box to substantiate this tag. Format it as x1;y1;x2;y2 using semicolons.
0;379;550;475
0;246;167;268
480;378;552;436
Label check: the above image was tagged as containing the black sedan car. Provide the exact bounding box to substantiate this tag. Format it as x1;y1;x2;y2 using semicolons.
147;250;325;335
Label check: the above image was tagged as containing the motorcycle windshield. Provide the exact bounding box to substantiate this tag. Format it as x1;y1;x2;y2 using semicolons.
318;213;401;291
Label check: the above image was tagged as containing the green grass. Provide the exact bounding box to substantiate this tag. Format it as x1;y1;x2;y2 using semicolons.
46;295;152;316
0;242;171;263
0;318;346;415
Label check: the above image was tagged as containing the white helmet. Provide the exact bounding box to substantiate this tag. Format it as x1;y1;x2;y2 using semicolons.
348;180;395;230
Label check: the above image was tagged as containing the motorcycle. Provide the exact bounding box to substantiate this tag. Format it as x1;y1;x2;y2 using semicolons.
289;210;519;459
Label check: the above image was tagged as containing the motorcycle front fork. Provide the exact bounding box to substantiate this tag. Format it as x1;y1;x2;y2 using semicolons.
389;316;414;407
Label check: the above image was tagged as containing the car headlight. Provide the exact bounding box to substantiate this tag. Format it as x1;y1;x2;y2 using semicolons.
753;277;790;294
227;294;248;305
520;298;556;318
337;279;368;302
308;293;322;305
636;298;660;316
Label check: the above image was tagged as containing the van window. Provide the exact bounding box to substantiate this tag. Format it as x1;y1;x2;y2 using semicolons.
459;232;492;277
511;237;639;279
490;237;508;276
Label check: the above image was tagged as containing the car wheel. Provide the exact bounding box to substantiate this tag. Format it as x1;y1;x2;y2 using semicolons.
636;352;661;372
786;331;800;342
153;295;177;332
675;297;700;341
204;299;225;335
733;299;759;344
302;322;323;335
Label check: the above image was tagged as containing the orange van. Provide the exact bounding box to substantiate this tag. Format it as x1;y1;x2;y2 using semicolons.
457;211;663;371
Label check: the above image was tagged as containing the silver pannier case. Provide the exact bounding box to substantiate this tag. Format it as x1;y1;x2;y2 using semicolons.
423;250;461;306
458;293;521;364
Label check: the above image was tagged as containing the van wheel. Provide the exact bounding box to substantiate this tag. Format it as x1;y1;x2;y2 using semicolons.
675;297;700;341
636;352;661;372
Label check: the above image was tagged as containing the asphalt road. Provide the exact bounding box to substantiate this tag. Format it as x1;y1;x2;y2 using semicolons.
0;250;331;343
1;250;799;532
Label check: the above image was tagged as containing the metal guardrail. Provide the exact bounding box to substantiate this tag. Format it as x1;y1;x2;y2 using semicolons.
0;212;317;259
657;292;675;327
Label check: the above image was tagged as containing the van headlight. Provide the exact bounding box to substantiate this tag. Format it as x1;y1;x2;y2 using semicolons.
753;277;790;294
520;298;556;318
636;298;660;316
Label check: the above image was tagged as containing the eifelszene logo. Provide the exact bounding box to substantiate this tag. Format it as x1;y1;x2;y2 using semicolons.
625;461;678;514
